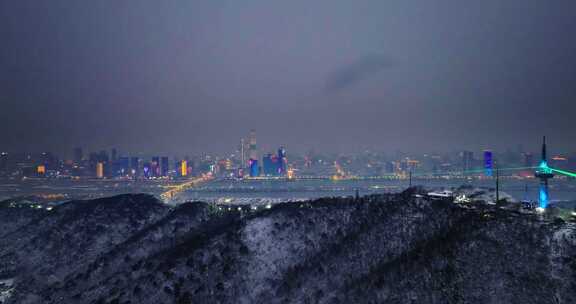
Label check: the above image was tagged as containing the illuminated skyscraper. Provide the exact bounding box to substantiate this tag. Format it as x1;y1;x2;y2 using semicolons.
161;157;169;177
246;129;259;177
249;129;258;163
96;162;104;178
130;157;139;177
117;157;130;176
180;160;188;177
249;159;259;177
143;162;152;178
277;147;287;175
483;150;493;177
151;157;160;177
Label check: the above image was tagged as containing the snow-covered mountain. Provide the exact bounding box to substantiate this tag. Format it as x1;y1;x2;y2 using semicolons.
0;191;575;304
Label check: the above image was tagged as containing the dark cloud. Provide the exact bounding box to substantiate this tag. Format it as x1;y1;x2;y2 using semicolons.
325;54;391;92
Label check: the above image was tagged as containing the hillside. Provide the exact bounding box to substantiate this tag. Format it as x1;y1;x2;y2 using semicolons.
0;191;575;304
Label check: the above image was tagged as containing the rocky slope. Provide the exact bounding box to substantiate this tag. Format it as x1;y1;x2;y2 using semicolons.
0;191;575;304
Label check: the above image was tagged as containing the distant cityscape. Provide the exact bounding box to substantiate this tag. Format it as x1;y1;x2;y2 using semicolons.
1;130;574;181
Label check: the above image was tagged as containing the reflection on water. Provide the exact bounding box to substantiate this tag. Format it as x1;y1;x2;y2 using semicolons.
1;177;574;206
177;178;576;205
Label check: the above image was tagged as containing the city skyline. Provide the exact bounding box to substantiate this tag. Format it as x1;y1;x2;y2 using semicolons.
0;131;573;158
2;2;576;303
1;132;574;180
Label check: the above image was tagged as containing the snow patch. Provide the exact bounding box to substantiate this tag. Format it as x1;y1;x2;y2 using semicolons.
0;278;14;303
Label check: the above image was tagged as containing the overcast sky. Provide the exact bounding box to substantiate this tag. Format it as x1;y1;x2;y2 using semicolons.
1;0;575;156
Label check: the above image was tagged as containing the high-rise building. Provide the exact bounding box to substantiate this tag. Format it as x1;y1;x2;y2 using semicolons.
287;166;294;179
249;130;257;160
263;153;276;176
130;157;140;177
40;152;56;170
462;151;474;174
99;150;110;163
161;157;169;177
73;147;83;165
277;147;287;175
243;130;259;177
37;165;46;176
96;162;104;178
240;138;246;170
117;157;130;176
151;157;160;177
249;159;259;177
385;161;395;174
483;150;493;177
180;160;188;177
143;162;152;178
111;148;117;162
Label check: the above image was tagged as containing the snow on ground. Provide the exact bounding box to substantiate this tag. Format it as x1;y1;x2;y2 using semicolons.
0;278;14;304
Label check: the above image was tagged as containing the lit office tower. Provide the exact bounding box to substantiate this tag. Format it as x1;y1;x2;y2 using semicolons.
249;159;259;177
277;147;287;175
263;153;275;176
143;162;152;178
483;150;493;177
161;157;169;177
248;130;259;177
37;165;46;176
117;157;129;176
96;162;104;178
151;157;160;177
462;151;474;174
249;129;258;162
73;147;83;165
130;157;139;177
180;160;188;177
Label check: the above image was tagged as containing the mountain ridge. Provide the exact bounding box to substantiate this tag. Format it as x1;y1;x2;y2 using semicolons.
0;191;574;304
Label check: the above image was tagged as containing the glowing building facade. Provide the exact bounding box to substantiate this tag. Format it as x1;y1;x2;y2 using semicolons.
96;162;104;178
180;160;188;177
483;150;493;177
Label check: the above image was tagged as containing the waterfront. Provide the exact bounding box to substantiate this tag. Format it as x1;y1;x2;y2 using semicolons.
174;177;576;205
1;175;575;207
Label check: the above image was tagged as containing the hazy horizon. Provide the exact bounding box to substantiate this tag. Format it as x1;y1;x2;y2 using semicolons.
2;1;575;154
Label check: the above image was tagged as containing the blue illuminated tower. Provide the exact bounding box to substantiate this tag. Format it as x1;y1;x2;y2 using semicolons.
249;159;259;177
534;136;554;209
483;150;493;177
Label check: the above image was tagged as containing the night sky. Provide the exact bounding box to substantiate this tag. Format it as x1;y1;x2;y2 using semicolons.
1;1;575;155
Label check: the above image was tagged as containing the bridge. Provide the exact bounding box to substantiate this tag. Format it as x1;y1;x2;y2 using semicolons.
160;174;213;201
